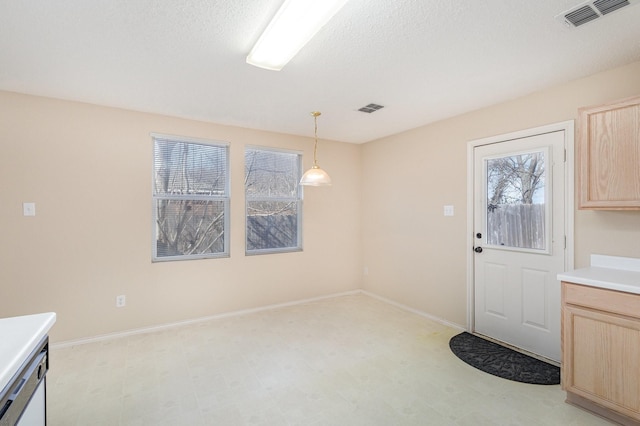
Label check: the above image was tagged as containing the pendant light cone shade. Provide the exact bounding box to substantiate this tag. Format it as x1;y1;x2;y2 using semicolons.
300;165;332;186
300;112;332;186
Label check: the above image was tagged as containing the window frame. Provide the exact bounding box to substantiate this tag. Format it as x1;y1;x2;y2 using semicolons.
244;145;303;256
151;133;230;262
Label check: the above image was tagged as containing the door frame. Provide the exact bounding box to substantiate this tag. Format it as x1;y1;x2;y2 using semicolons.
465;120;575;333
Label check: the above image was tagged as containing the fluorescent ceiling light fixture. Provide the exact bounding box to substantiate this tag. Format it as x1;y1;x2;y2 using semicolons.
247;0;349;71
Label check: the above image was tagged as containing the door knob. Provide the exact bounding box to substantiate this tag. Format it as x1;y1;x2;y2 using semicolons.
474;247;483;253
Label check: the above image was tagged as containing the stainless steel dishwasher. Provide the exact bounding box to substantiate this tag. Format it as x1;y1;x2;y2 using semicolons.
0;336;49;426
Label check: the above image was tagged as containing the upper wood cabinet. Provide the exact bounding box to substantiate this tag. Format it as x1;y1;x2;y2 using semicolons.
578;95;640;210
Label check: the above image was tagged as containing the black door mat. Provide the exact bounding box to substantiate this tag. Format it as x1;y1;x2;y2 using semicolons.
449;332;560;385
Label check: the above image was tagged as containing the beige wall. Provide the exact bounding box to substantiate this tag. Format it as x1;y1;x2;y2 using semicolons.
0;92;362;342
2;60;640;342
361;60;640;328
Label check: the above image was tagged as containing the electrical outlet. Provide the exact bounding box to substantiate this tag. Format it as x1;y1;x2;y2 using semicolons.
116;295;126;308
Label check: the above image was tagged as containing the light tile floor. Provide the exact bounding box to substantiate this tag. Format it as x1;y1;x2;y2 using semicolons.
47;294;613;425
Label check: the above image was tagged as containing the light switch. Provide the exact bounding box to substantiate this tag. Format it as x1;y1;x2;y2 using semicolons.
443;205;454;216
23;202;36;216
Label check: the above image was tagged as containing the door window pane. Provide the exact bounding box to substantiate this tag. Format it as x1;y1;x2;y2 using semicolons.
486;151;546;250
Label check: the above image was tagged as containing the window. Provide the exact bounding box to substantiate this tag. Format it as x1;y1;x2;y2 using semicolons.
152;135;229;261
486;150;547;251
245;147;302;254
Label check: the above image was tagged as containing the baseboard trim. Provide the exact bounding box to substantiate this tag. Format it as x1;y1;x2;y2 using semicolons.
52;290;361;349
361;290;466;331
52;289;465;349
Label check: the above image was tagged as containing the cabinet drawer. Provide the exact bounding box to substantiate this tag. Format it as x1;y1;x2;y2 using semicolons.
562;282;640;319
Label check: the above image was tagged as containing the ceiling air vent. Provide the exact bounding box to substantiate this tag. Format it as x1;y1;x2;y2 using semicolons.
565;5;600;26
594;0;631;14
358;103;384;113
557;0;639;27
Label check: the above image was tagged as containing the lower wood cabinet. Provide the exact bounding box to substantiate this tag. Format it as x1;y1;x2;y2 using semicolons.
562;282;640;425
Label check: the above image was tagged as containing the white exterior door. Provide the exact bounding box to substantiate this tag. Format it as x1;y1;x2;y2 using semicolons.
472;128;568;362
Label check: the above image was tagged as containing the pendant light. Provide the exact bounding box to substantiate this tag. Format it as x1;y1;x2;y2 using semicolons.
300;111;332;186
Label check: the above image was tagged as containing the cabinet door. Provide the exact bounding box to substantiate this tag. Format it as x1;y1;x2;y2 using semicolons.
578;95;640;210
563;305;640;420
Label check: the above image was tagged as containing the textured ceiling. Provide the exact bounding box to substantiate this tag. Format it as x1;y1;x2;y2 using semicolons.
1;0;640;143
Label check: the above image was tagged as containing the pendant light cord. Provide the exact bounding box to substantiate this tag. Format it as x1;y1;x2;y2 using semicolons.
312;111;321;166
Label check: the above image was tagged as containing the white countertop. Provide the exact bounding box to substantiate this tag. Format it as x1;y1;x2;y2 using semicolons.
557;254;640;295
0;312;56;391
